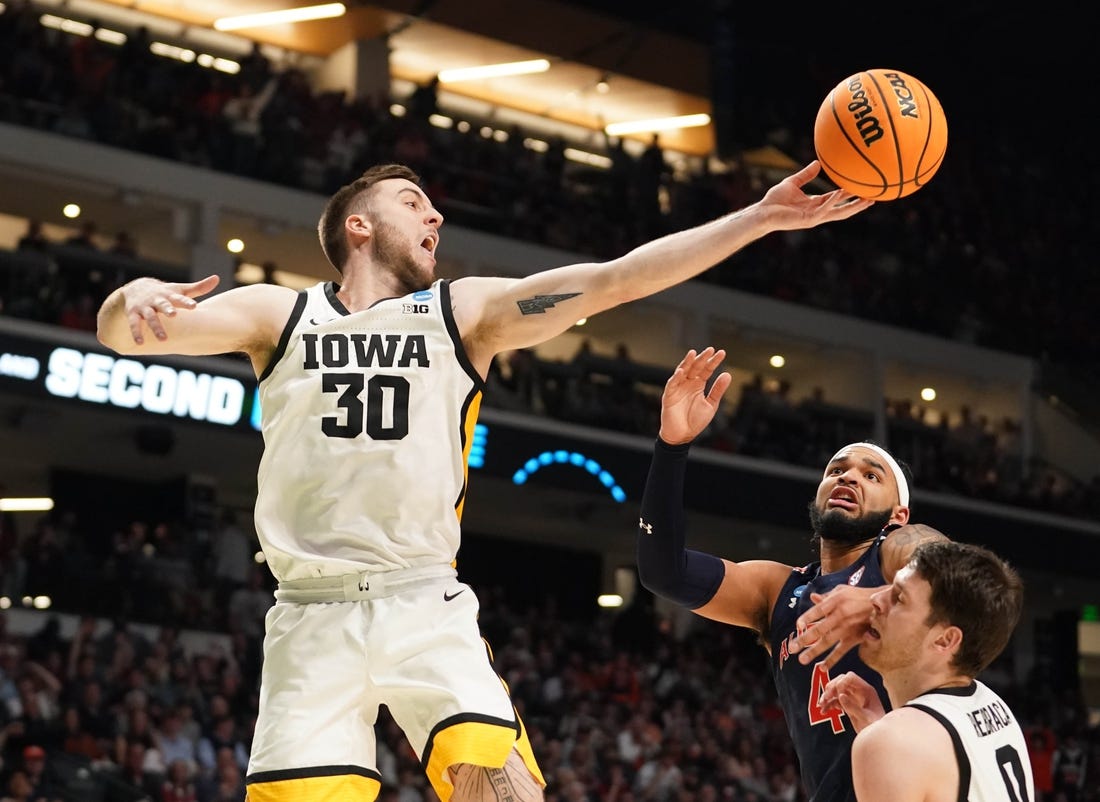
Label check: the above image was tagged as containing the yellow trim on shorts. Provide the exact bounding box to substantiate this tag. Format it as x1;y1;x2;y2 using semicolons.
246;772;381;802
425;716;545;802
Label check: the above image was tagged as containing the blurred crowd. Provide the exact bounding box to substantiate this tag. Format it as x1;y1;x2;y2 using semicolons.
0;2;1097;522
0;517;1096;802
1;0;1097;387
485;344;1100;521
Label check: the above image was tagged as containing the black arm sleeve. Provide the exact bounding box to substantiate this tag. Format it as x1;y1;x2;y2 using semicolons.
636;438;725;609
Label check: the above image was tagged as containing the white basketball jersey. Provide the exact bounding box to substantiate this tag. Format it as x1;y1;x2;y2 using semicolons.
907;680;1035;802
254;279;483;581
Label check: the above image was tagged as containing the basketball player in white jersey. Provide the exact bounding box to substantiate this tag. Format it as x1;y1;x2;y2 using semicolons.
820;541;1033;802
95;161;872;802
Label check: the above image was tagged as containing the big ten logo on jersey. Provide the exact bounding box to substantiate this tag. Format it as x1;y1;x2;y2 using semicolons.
402;303;428;314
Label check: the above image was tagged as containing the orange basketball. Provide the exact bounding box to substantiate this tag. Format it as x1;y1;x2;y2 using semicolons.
813;69;947;200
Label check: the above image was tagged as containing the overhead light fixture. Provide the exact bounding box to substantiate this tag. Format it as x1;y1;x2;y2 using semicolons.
438;59;550;83
214;2;346;31
563;148;611;169
0;498;54;513
605;113;712;136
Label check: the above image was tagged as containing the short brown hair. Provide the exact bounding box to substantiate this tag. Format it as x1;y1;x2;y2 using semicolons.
317;164;421;273
911;541;1023;677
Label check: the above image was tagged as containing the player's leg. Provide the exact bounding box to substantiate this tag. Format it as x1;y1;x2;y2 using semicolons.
246;601;382;802
450;749;544;802
376;578;546;802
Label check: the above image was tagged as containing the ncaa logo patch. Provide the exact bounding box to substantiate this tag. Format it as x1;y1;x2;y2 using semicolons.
413;290;433;301
788;583;808;609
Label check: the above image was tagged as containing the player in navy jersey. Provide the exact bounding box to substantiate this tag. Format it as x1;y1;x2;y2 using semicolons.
97;163;872;802
821;541;1032;802
637;347;946;802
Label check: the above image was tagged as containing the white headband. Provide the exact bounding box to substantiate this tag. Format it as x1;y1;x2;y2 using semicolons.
829;442;910;507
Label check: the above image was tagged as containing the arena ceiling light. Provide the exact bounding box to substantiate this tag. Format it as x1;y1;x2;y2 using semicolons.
214;2;346;31
438;59;551;83
605;113;712;136
0;498;54;512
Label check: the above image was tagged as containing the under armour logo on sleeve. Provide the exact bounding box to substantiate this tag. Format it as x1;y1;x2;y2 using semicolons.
639;518;653;534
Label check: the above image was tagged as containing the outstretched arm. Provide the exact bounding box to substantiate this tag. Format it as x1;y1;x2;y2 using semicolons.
97;274;298;374
454;162;873;367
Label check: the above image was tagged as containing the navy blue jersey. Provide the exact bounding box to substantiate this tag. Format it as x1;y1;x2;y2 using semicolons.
769;536;892;802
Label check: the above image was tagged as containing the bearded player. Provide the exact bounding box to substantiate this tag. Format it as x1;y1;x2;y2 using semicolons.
636;347;947;802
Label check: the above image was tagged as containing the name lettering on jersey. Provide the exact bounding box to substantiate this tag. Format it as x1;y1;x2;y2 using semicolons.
967;699;1013;737
301;333;430;370
778;631;798;669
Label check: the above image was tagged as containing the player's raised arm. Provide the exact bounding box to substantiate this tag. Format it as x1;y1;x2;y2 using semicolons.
636;349;792;634
452;162;872;367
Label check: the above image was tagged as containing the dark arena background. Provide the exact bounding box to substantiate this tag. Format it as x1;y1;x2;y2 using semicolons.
0;1;1097;800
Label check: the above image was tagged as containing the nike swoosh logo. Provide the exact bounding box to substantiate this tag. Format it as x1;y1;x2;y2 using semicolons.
309;317;324;326
443;590;465;602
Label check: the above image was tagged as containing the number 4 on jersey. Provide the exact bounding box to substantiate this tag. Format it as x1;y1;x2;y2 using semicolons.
808;663;846;734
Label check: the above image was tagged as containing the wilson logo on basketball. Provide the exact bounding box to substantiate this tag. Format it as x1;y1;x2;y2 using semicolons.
844;77;884;147
884;72;919;118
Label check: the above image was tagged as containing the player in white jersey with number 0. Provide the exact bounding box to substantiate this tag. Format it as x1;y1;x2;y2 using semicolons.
821;540;1034;802
96;162;873;802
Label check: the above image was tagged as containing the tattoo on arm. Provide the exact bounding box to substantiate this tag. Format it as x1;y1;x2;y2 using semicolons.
516;293;581;315
882;524;949;579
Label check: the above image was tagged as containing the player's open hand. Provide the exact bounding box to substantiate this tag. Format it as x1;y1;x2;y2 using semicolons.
760;161;875;231
658;348;732;445
820;671;885;734
790;585;877;669
124;274;220;344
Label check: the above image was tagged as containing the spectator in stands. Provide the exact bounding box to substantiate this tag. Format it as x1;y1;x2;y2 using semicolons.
108;231;138;258
108;737;165;802
58;292;98;332
1028;724;1057;801
60;704;104;761
222;78;278;177
260;261;280;286
209;510;253;624
0;768;35;802
64;221;99;250
195;717;248;780
226;566;271;642
163;758;198;802
155;707;197;776
1053;731;1089;802
20;744;62;802
15;220;49;252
